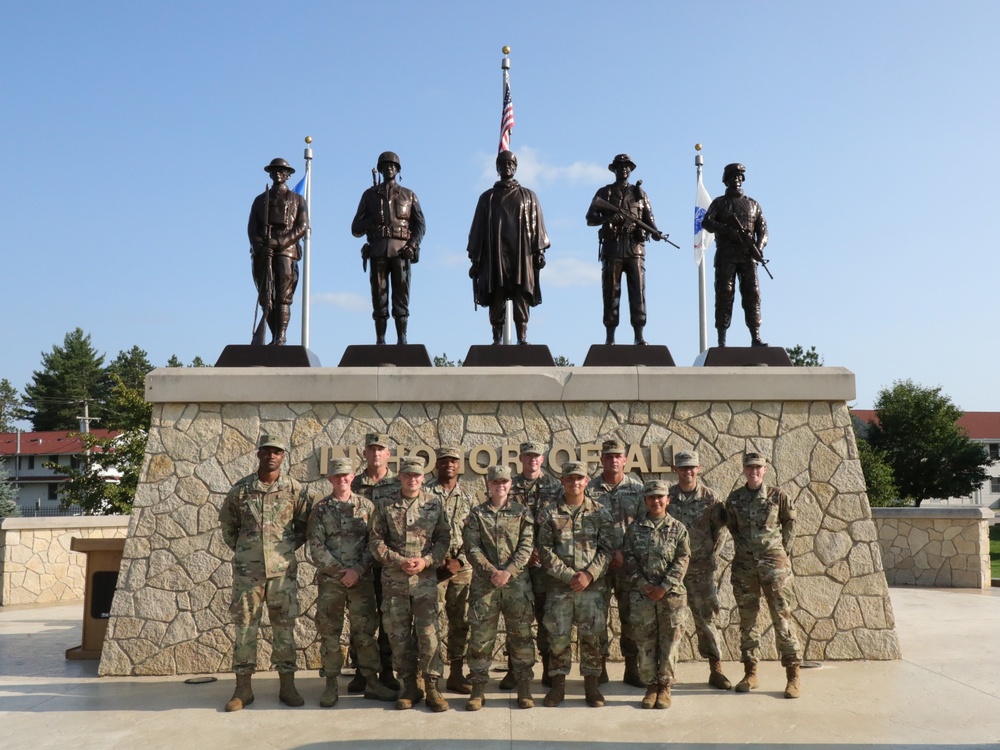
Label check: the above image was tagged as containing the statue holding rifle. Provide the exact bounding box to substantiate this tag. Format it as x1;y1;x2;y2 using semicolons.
248;158;309;346
351;151;426;345
701;162;771;348
586;154;677;346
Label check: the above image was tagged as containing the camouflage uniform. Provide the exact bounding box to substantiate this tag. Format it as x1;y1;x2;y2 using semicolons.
667;482;728;660
510;471;562;658
623;513;690;686
587;472;645;661
725;482;801;666
537;497;614;677
425;478;476;663
369;487;450;680
307;490;380;680
219;472;310;674
462;496;536;683
352;468;399;505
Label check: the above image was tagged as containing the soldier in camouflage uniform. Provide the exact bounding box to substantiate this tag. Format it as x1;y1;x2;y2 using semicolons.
726;452;802;698
462;465;536;710
218;435;311;712
667;450;732;690
586;438;645;687
500;440;561;689
425;447;476;694
537;461;615;708
307;457;398;707
624;480;691;709
349;433;400;692
369;456;452;712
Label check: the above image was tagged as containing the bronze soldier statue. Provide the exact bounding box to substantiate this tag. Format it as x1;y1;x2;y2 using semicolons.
586;154;665;346
468;151;549;345
351;151;426;345
701;163;769;347
247;158;309;346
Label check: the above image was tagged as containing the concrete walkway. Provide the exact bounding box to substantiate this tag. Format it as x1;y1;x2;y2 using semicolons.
1;587;999;749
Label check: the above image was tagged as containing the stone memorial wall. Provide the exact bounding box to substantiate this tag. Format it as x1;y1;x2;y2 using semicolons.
99;366;901;676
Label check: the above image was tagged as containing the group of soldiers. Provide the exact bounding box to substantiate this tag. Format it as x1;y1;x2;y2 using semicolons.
248;152;770;349
218;433;802;714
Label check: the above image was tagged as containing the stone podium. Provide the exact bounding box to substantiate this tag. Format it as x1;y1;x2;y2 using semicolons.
98;365;900;676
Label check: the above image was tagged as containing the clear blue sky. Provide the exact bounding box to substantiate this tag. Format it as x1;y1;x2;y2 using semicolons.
3;1;998;416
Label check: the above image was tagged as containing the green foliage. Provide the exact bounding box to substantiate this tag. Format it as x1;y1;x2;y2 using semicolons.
190;356;209;367
787;345;824;367
855;434;903;507
433;353;462;367
166;355;183;368
104;347;154;430
0;463;20;517
23;328;110;431
0;378;26;432
168;354;210;368
553;355;575;367
867;379;993;507
990;524;1000;580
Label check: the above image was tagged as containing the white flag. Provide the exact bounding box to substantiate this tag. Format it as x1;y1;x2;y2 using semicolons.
694;170;714;266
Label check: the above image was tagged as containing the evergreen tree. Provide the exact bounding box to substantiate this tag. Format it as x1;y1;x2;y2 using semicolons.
0;463;20;517
23;329;109;431
0;378;25;432
104;347;154;430
787;345;824;366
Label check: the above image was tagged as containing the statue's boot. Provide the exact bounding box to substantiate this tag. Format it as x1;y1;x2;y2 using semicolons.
395;317;408;345
734;661;758;693
633;326;647;345
717;328;727;348
605;326;616;345
375;319;387;345
750;328;768;347
709;658;732;690
516;323;529;345
492;325;503;345
278;672;304;707
784;663;801;699
224;673;254;712
271;305;291;346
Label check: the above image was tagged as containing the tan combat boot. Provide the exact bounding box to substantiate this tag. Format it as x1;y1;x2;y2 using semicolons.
784;663;801;699
395;674;423;710
516;678;534;709
709;658;732;690
278;672;304;707
446;659;473;694
363;674;398;702
584;674;605;707
465;682;486;711
319;676;339;707
543;674;565;707
734;661;758;693
641;683;658;709
655;682;672;709
424;676;451;712
623;655;645;688
224;673;254;712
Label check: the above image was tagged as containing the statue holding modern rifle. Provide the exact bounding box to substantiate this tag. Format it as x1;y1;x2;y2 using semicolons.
248;158;309;346
352;151;426;345
701;162;772;348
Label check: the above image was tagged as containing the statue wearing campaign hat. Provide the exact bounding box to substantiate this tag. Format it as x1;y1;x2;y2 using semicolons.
248;158;309;346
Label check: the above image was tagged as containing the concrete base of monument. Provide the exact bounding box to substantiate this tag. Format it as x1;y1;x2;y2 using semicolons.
214;345;321;367
695;346;793;367
584;344;675;367
338;344;432;367
463;344;555;367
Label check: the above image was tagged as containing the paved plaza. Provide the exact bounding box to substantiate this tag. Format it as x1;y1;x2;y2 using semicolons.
1;586;998;749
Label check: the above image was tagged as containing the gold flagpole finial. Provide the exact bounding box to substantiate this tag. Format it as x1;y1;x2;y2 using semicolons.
305;135;313;144
502;45;510;55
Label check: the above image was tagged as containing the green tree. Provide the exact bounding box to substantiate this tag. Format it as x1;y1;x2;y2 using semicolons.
434;353;462;367
190;356;209;367
855;434;902;507
553;355;575;367
166;355;184;368
0;463;20;517
104;347;154;429
866;380;993;506
0;378;26;432
23;329;109;431
787;345;824;366
47;372;149;515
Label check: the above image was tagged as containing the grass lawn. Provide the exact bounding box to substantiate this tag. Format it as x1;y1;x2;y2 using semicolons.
991;524;1000;579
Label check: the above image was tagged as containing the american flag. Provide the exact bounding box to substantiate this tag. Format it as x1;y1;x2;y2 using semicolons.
498;68;515;153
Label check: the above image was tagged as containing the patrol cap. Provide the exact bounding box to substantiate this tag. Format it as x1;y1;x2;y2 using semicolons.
519;441;545;456
601;439;626;455
723;162;746;182
487;465;512;482
608;153;637;171
327;457;354;476
643;479;671;497
673;450;699;468
364;433;390;448
377;150;401;170
399;456;427;474
437;446;463;461
743;452;767;467
264;157;295;174
561;461;588;478
258;435;287;451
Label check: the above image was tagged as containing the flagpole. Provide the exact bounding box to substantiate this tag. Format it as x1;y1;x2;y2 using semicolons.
695;144;709;353
500;46;514;346
301;136;313;348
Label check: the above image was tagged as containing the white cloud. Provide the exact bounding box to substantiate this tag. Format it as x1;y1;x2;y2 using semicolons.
477;145;605;188
314;292;368;312
543;257;601;287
